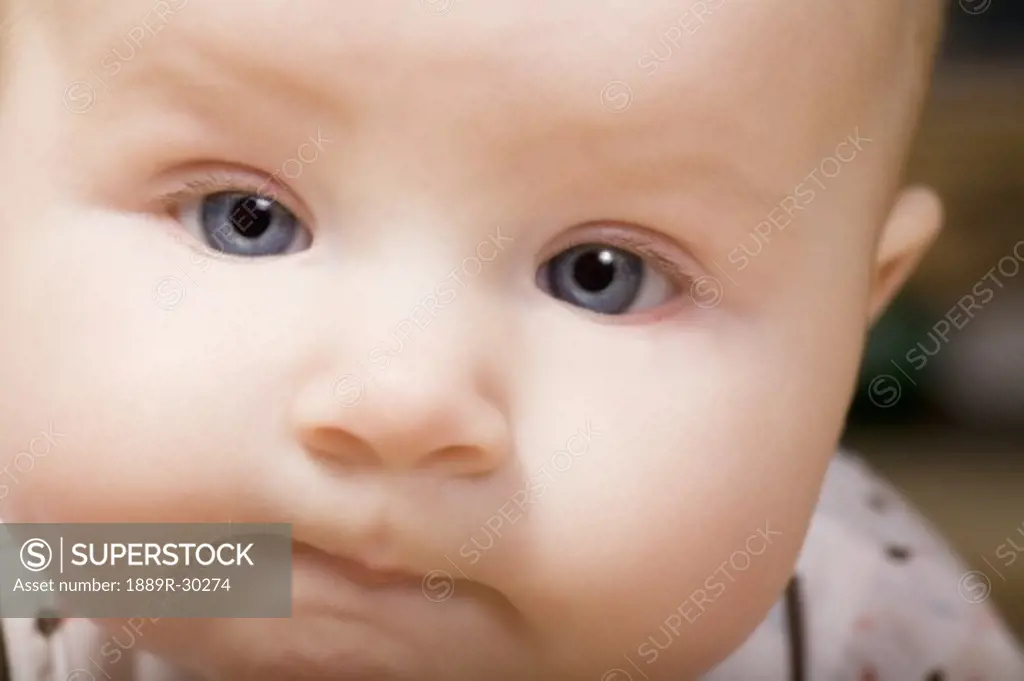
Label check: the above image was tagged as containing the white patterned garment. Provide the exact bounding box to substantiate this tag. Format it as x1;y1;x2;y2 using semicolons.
2;452;1023;681
703;451;1024;681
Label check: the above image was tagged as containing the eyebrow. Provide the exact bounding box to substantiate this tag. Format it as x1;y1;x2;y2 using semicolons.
110;29;344;124
500;104;788;226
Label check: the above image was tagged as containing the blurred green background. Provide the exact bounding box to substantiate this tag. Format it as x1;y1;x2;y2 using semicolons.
844;1;1024;639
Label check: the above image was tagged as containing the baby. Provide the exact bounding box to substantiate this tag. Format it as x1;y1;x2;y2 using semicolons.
0;0;1021;679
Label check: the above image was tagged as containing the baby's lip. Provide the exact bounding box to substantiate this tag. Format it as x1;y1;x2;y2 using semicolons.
293;541;426;588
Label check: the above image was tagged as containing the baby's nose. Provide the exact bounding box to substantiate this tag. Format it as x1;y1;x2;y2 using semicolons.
292;353;510;477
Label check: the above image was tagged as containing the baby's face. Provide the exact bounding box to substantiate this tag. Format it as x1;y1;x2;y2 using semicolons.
0;0;934;679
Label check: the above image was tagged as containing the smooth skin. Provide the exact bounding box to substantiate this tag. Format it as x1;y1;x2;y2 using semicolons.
0;1;943;679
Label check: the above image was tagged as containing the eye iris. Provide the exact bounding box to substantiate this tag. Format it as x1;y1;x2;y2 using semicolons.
230;197;272;239
198;191;305;257
545;244;644;315
572;249;618;292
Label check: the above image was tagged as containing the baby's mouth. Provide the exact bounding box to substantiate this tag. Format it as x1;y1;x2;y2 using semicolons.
292;540;427;589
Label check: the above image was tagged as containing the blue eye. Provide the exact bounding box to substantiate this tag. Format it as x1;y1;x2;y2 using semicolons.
185;191;311;257
538;243;676;315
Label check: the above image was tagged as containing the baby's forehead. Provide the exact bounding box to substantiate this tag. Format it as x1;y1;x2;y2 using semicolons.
47;0;913;113
35;0;935;223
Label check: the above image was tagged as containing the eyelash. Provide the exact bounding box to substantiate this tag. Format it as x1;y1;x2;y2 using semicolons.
155;172;300;220
546;226;698;288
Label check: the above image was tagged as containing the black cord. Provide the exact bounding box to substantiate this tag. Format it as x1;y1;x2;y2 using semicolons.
785;575;807;681
0;618;10;681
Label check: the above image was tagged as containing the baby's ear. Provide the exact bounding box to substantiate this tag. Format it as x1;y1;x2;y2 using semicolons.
868;185;943;322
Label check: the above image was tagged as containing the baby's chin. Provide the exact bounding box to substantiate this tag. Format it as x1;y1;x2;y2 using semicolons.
132;616;525;681
143;617;423;681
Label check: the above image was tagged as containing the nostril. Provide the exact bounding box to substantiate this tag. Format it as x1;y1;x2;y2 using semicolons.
303;427;379;468
427;445;494;474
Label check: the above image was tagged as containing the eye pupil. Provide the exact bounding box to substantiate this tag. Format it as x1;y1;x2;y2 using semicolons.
573;249;618;292
230;197;272;239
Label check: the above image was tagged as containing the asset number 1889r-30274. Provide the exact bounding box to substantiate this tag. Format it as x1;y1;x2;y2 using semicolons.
125;577;231;592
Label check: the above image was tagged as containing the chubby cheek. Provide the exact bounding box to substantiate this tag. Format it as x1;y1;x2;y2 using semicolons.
0;216;315;523
501;308;862;678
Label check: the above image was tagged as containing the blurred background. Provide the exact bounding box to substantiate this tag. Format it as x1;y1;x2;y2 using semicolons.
843;0;1024;638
